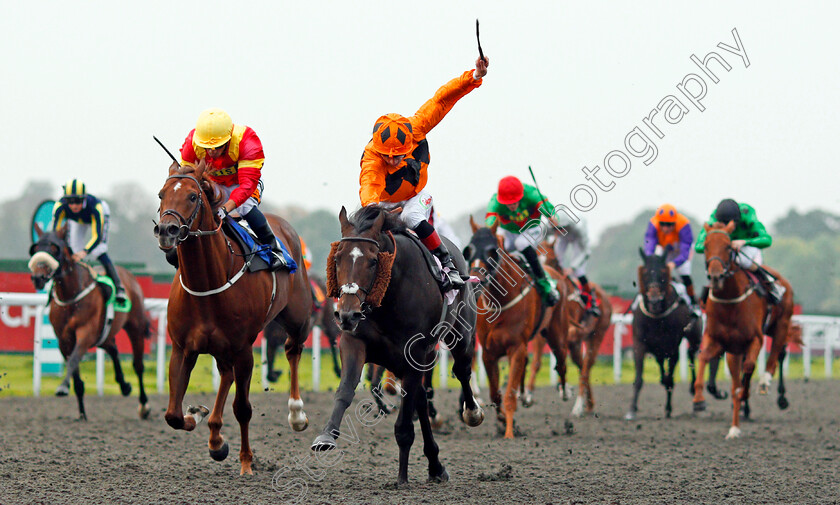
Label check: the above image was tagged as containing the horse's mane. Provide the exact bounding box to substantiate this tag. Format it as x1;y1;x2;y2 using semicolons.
172;164;225;210
348;205;407;234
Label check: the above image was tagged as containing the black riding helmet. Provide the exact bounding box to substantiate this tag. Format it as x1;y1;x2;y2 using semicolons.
715;198;741;224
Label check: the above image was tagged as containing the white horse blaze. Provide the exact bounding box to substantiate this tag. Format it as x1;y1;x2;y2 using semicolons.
350;246;363;264
173;182;182;192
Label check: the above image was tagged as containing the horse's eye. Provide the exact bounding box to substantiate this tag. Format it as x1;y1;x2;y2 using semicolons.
189;193;198;202
370;258;378;266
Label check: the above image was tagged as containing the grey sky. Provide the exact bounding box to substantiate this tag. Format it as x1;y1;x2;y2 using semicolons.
2;1;837;239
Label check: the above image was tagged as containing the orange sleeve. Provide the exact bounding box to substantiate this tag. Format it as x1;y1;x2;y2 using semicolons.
411;70;482;136
359;146;386;206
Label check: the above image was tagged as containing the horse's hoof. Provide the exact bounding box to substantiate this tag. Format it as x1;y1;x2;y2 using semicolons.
758;372;772;395
120;382;132;396
624;411;636;421
186;405;210;425
461;403;485;427
665;410;672;419
311;434;337;452
777;396;789;410
521;391;534;408
55;384;70;396
725;426;742;439
430;413;445;430
428;466;449;483
138;403;151;420
571;397;585;418
288;398;309;432
79;413;88;421
266;371;281;383
693;401;706;412
209;441;229;462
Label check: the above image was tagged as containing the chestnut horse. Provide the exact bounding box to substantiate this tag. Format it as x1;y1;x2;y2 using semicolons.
692;221;795;439
155;161;312;475
29;227;151;420
311;205;483;485
529;239;613;417
465;218;567;438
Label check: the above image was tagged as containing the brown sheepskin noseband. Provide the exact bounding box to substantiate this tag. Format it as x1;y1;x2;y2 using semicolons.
325;232;396;308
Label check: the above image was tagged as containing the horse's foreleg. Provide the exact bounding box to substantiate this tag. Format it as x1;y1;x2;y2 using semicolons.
450;337;483;427
568;342;586;417
312;335;365;451
777;347;789;410
56;340;88;397
101;342;131;397
482;346;503;424
761;316;789;396
741;337;763;422
725;351;744;439
207;362;234;463
693;332;718;410
232;351;254;475
581;340;599;413
625;341;646;421
285;326;309;432
524;334;544;407
414;376;448;483
395;373;421;485
72;369;86;421
664;356;678;419
164;346;200;431
131;340;150;419
503;344;527;439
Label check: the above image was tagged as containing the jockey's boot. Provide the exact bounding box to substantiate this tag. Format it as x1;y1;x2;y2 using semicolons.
759;270;785;305
431;243;465;291
580;283;601;317
522;246;559;306
100;254;126;304
245;208;287;271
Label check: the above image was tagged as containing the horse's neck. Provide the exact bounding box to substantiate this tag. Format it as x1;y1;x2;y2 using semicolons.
485;254;530;303
54;262;93;298
714;268;749;298
177;216;235;290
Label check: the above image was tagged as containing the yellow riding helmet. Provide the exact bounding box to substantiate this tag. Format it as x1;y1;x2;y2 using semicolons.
63;178;86;198
194;108;234;148
371;113;415;157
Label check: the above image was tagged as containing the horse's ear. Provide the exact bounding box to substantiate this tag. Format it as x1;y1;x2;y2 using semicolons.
168;160;179;175
338;206;352;236
703;222;711;232
34;223;44;240
370;211;385;236
638;247;646;261
195;158;206;178
490;220;499;236
55;224;67;240
470;215;480;233
462;244;475;262
724;220;736;233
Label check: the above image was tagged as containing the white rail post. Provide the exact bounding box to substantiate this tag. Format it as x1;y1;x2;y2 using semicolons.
757;336;767;377
613;323;624;384
96;348;105;396
826;323;836;379
679;338;688;382
32;304;44;397
212;358;220;391
312;326;322;392
260;335;268;391
156;311;167;394
802;323;812;380
438;344;449;388
477;344;487;388
549;349;558;386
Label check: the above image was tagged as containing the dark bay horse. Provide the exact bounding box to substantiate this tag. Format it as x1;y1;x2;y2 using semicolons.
692;222;796;439
266;275;341;382
465;217;566;438
311;205;483;485
29;227;151;420
156;160;312;475
538;240;613;417
625;249;702;420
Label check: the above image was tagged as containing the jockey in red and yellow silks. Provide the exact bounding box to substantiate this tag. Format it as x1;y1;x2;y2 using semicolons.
179;108;285;270
358;56;490;291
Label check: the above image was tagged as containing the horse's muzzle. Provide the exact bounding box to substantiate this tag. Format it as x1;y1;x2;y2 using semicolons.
155;222;182;250
336;309;363;332
30;274;48;291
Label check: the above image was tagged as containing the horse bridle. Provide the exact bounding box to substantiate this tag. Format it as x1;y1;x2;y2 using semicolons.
704;229;735;280
337;235;383;316
29;235;69;281
154;173;223;243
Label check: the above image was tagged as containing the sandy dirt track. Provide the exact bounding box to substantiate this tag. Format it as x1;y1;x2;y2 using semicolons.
1;379;838;504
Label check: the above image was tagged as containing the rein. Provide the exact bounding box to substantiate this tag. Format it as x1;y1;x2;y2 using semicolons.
336;232;397;314
704;229;756;305
639;293;681;319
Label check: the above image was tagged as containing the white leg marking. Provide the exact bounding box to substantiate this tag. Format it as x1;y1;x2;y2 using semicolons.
572;396;585;417
726;425;742;439
288;398;309;431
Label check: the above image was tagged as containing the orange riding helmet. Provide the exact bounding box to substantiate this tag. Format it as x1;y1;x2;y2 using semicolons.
497;176;525;205
371;113;415;157
654;203;678;224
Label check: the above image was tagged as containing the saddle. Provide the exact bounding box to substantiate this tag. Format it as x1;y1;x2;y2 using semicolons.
222;217;297;274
